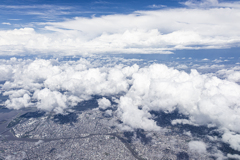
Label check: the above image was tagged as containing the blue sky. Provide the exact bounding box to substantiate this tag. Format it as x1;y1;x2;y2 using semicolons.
0;0;240;57
0;0;185;26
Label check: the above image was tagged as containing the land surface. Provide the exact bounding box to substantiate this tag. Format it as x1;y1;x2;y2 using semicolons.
0;104;228;160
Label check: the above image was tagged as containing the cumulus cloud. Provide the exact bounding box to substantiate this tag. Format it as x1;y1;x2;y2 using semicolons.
188;141;207;153
117;96;160;131
217;66;240;83
176;64;188;69
116;63;240;133
0;64;13;81
0;1;240;56
1;57;240;150
227;154;240;159
33;88;68;113
1;57;136;112
222;132;240;151
171;119;198;126
98;97;111;110
104;109;112;117
5;93;32;110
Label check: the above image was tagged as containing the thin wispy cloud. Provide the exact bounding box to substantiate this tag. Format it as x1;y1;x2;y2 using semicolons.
183;0;219;8
2;22;11;25
0;4;72;10
147;4;167;9
93;1;111;4
8;19;22;21
0;4;76;21
183;0;240;8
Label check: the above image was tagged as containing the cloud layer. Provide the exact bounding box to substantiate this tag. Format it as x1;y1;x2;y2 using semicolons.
1;57;240;151
0;0;240;56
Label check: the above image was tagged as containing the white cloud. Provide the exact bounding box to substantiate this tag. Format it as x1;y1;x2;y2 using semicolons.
117;96;160;131
183;0;219;8
188;141;207;153
5;93;32;110
197;64;225;70
0;64;13;81
212;59;223;63
222;132;240;151
176;64;188;69
0;2;240;56
184;0;240;8
226;71;240;83
2;22;11;25
1;57;240;150
117;63;240;133
171;119;198;126
217;67;240;83
33;88;68;113
105;109;112;116
227;154;240;159
3;89;30;99
98;97;111;110
1;58;135;112
148;4;166;9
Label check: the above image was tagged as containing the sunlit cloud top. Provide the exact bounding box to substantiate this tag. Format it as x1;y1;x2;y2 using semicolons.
0;0;240;56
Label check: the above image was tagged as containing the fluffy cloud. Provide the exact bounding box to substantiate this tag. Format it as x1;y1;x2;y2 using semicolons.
222;132;240;151
188;141;207;153
33;88;68;113
1;57;240;150
98;97;111;110
227;154;240;159
5;93;32;110
0;0;240;56
1;57;136;112
0;64;13;82
117;64;240;133
117;96;160;131
217;66;240;83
